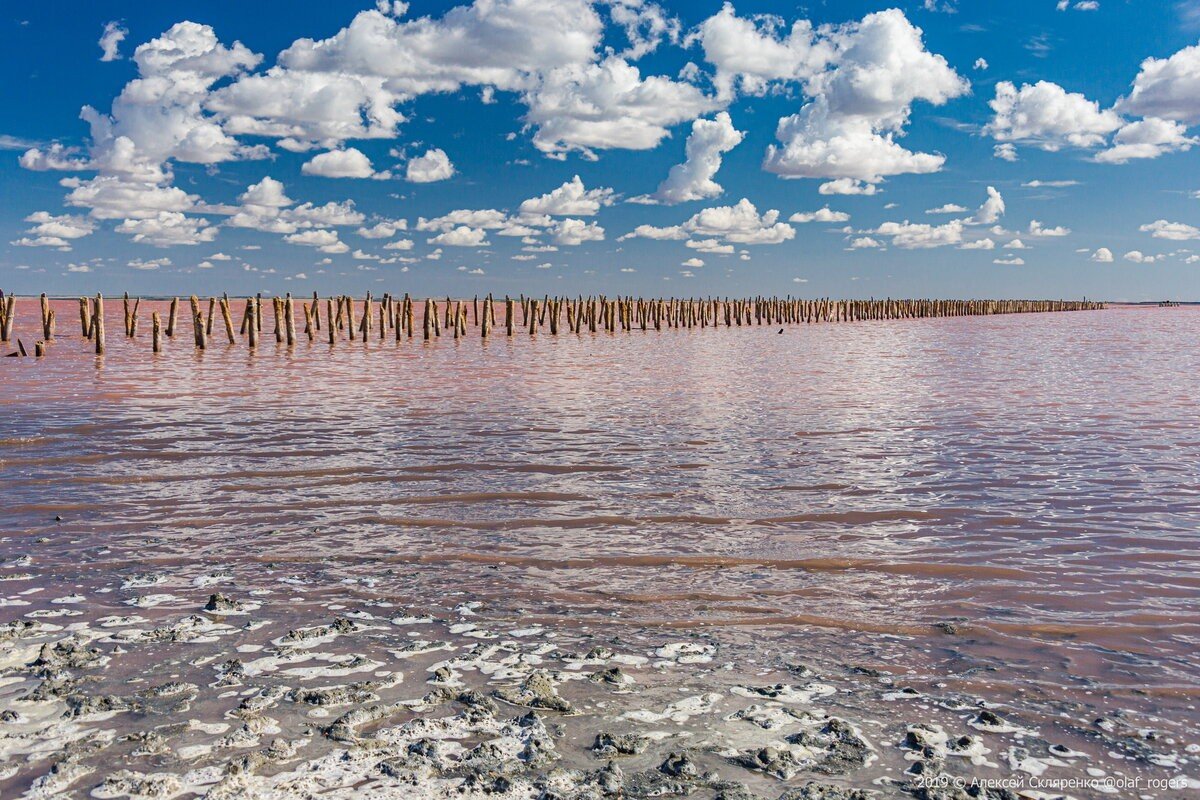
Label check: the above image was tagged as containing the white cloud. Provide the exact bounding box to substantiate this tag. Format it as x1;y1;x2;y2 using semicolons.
1124;249;1160;263
1022;179;1079;187
986;80;1121;151
429;225;490;246
406;148;455;183
993;256;1025;265
973;57;988;70
302;147;380;179
383;238;414;250
1090;247;1113;262
691;3;832;99
550;217;605;245
959;238;995;250
681;257;704;267
686;238;734;254
1117;41;1200;124
1028;219;1070;236
525;55;717;157
993;143;1018;161
1094;117;1195;163
970;186;1005;225
818;178;880;195
283;228;349;253
1139;219;1200;240
621;197;794;247
634;112;744;204
873;219;964;248
64;174;198;220
99;21;128;62
926;203;967;214
848;236;883;249
116;212;218;246
128;257;172;270
763;9;969;185
790;207;850;223
1004;238;1027;249
22;212;95;241
520;175;614;215
358;219;407;238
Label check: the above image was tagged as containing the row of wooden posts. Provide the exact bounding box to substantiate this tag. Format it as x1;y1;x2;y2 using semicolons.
0;290;1106;356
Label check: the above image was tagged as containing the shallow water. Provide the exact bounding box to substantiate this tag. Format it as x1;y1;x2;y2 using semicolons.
1;300;1197;798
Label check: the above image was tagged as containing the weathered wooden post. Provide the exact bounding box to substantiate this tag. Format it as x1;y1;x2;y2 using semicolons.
40;294;52;341
284;293;296;346
220;295;235;344
79;296;91;338
166;297;179;337
152;311;162;353
93;294;105;355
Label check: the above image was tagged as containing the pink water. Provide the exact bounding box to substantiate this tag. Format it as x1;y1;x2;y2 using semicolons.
1;300;1198;795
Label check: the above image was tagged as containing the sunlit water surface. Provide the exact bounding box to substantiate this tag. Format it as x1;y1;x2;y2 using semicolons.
1;301;1198;795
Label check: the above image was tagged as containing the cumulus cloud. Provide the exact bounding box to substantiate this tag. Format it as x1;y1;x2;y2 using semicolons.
1117;41;1200;124
763;10;969;185
1028;219;1070;236
358;219;407;238
1124;249;1160;263
634;112;744;204
691;3;833;99
406;148;455;182
21;212;96;243
790;207;850;223
99;21;128;62
681;257;704;267
959;238;995;250
429;226;490;246
116;211;218;246
819;178;879;195
620;198;794;245
550;217;605;245
873;219;964;248
525;55;718;157
986;80;1121;151
520;175;614;215
1139;219;1200;240
993;256;1025;265
284;228;349;253
848;236;883;249
1094;117;1195;163
970;186;1005;225
302;147;383;179
1090;247;1113;262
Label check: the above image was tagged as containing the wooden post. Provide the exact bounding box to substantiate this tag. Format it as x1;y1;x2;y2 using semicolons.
166;297;179;337
40;293;52;340
327;299;335;345
505;297;514;336
79;297;91;338
152;312;162;353
193;309;206;351
220;296;236;344
312;291;321;330
284;293;296;346
93;294;105;355
423;299;432;340
129;299;139;337
205;297;215;336
123;292;131;337
247;299;258;349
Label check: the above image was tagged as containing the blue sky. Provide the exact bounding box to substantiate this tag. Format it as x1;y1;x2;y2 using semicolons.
1;0;1199;300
